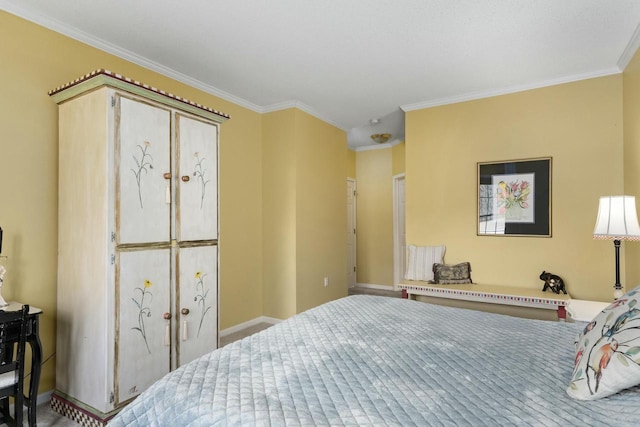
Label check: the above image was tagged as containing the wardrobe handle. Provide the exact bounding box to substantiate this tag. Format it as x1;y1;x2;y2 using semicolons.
163;312;171;346
181;175;190;182
181;308;190;341
163;173;172;204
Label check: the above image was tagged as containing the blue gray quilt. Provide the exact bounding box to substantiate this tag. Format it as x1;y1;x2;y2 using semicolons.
109;295;640;426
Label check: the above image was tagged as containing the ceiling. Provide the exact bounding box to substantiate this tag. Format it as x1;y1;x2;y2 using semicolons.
3;1;640;149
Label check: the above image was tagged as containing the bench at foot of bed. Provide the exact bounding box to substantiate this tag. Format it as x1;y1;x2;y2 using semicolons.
398;281;571;321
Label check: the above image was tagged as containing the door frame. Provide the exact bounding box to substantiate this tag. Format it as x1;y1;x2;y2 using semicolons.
347;178;357;288
393;173;406;290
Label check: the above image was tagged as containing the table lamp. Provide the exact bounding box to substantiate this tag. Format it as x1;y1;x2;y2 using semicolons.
593;196;640;299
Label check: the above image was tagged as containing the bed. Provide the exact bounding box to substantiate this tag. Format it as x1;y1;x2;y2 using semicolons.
109;295;640;426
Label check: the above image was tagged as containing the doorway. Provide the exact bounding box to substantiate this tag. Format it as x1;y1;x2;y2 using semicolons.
393;174;406;289
347;178;357;288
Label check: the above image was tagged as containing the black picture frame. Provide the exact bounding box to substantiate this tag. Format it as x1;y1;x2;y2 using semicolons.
477;157;552;237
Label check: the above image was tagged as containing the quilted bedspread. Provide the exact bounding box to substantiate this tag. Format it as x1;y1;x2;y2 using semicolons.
109;295;640;426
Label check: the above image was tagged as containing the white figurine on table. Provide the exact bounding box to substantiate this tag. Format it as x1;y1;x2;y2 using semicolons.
0;265;8;307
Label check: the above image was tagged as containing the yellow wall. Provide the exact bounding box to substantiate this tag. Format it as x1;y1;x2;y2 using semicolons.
392;141;406;176
262;109;348;318
406;76;623;302
347;148;356;179
0;10;264;393
295;110;349;312
352;142;405;287
623;48;640;289
356;148;394;285
262;110;297;319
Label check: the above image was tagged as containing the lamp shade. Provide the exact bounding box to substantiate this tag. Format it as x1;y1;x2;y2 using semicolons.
593;196;640;241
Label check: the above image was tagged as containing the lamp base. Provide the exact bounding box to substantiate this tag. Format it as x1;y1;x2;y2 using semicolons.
614;286;624;300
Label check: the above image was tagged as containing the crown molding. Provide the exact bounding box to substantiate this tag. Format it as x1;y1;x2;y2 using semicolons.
401;67;621;112
0;1;261;114
0;2;352;130
261;101;347;131
4;1;634;132
618;21;640;71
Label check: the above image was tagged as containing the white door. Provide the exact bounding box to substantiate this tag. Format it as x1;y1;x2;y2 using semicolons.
347;179;357;288
116;248;171;405
176;114;218;242
117;96;171;245
393;175;406;289
176;244;218;366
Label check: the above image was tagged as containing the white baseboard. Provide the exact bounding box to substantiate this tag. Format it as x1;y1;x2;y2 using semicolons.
220;316;282;337
355;283;395;291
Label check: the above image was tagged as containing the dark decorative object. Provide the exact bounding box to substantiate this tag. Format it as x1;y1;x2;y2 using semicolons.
540;271;566;294
0;305;29;426
433;262;472;284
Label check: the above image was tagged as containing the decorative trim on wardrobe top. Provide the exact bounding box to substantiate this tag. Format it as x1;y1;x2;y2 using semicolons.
49;69;230;122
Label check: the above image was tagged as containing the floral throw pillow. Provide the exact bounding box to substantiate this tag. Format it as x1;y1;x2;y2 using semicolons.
432;262;472;284
567;286;640;400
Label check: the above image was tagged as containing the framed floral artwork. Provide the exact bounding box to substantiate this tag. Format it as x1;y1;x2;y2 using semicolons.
477;157;551;237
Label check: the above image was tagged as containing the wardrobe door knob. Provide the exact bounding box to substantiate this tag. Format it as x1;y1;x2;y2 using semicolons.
163;172;172;180
181;308;190;315
181;175;190;182
163;312;172;320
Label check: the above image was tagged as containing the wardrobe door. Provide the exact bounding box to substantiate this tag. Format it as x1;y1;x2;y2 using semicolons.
176;244;218;366
117;96;171;245
176;114;218;242
115;248;171;405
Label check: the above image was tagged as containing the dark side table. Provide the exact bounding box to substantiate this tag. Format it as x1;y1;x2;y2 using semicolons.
4;302;43;427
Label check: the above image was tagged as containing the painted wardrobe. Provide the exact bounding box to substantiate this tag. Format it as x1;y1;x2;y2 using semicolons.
49;70;228;425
